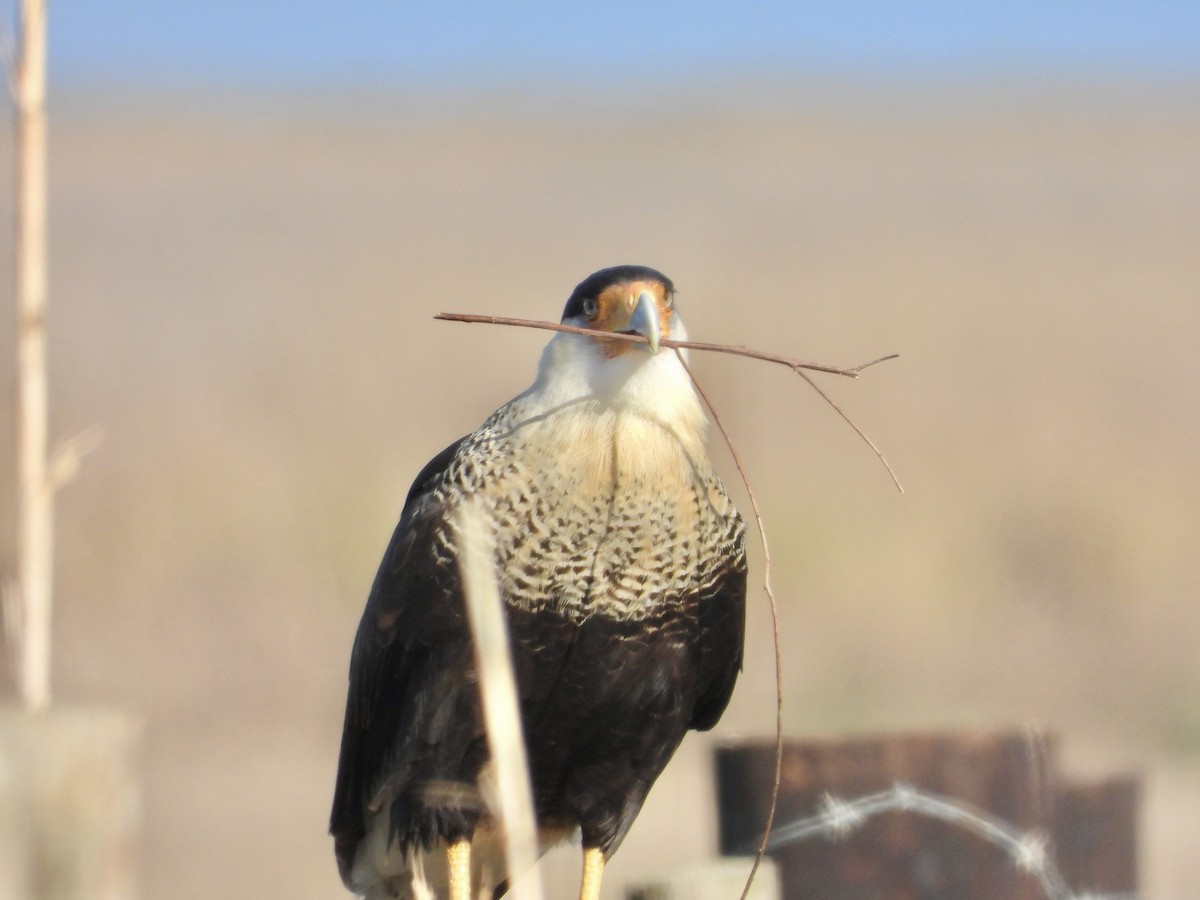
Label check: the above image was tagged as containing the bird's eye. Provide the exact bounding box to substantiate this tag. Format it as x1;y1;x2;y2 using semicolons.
664;293;674;310
582;297;599;318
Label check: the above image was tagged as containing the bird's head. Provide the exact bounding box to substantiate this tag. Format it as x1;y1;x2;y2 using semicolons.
560;265;677;357
531;265;701;437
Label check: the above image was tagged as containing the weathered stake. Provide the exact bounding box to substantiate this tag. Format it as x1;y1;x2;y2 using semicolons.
0;708;142;899
11;0;52;710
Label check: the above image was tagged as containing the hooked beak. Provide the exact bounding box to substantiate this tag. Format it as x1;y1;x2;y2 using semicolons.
627;291;661;354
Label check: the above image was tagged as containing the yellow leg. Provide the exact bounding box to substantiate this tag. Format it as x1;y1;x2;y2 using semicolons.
447;838;472;900
580;847;605;900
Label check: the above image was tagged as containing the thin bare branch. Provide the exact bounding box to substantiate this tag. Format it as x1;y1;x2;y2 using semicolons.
434;312;884;378
672;349;783;900
794;370;904;493
436;312;903;491
850;353;901;373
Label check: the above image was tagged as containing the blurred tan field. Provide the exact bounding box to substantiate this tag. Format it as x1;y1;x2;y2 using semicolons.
1;80;1198;897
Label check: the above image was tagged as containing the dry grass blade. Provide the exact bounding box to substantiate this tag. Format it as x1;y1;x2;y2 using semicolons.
673;349;783;900
456;501;545;900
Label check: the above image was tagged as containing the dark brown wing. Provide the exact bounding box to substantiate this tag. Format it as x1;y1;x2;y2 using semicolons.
329;438;469;882
689;540;748;731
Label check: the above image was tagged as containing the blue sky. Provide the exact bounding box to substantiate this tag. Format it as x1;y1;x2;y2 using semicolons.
31;2;1200;89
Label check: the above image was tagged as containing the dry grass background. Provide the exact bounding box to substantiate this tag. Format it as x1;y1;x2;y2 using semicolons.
1;80;1198;897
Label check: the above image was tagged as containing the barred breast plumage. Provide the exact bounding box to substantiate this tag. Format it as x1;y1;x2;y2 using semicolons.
432;395;744;623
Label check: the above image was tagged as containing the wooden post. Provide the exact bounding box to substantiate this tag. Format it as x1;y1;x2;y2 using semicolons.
1053;775;1139;896
716;730;1138;899
12;0;53;711
4;10;143;897
0;709;141;899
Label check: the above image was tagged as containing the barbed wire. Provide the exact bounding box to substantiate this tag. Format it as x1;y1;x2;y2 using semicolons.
763;781;1138;900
